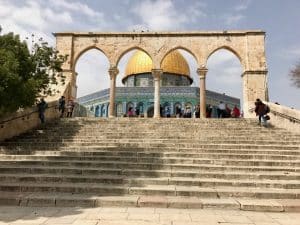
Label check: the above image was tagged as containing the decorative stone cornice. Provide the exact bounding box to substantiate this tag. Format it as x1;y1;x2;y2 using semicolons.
53;30;265;37
241;70;268;77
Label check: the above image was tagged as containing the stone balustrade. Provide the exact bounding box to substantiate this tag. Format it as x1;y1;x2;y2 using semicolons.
265;102;300;134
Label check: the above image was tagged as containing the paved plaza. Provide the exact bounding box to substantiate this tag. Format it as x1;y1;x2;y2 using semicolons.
0;206;299;225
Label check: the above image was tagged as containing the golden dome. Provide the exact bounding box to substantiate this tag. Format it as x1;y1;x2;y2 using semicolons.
123;50;191;83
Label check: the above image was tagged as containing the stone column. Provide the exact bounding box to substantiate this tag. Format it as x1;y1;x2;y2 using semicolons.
197;67;208;118
242;70;268;118
152;69;163;118
108;67;119;118
170;102;174;115
123;102;127;116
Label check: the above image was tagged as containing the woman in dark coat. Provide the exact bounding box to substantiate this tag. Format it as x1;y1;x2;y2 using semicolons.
255;99;266;124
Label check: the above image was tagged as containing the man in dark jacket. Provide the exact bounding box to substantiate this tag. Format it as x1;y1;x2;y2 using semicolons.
58;96;65;118
254;99;267;125
37;98;48;123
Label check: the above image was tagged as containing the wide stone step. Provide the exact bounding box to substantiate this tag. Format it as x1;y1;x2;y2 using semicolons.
2;142;299;151
2;149;300;160
5;138;300;146
2;148;300;157
0;164;299;176
1;157;300;167
0;182;299;199
1;169;299;180
0;173;300;189
1;153;300;162
2;191;300;212
12;130;296;137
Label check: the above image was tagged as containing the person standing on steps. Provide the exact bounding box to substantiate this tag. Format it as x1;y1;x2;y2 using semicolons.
254;98;267;125
37;98;48;124
58;96;65;118
217;101;226;118
66;99;75;118
231;105;240;118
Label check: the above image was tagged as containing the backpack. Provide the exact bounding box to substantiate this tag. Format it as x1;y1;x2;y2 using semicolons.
265;105;270;113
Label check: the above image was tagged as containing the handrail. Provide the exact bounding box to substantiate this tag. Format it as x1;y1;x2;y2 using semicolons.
0;103;57;125
270;109;300;123
249;102;300;124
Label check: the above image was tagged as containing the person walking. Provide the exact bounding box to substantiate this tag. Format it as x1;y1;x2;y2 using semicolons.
58;96;65;118
37;98;47;123
255;99;267;125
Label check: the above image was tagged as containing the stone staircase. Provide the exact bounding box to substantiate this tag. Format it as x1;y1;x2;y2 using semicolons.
0;118;300;212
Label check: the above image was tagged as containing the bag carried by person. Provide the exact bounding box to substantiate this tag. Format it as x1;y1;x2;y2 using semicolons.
264;115;270;120
265;105;270;113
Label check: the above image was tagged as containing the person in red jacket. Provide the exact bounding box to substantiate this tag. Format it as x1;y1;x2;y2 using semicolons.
231;105;240;118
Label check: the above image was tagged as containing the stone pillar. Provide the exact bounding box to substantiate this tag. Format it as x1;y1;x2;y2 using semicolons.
242;70;268;118
170;102;174;115
108;67;119;118
123;102;127;116
197;67;208;118
152;69;163;118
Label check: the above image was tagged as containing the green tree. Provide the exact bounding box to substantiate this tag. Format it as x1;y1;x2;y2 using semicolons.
290;61;300;88
0;29;67;117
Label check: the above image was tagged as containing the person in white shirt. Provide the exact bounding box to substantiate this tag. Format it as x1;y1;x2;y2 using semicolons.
217;101;226;118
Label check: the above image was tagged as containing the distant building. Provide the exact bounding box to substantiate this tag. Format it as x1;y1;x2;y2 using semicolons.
77;50;240;117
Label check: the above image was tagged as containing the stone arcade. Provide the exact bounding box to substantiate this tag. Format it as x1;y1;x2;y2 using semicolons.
53;30;268;118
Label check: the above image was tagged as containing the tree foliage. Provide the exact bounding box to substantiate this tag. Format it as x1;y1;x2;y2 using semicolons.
290;61;300;88
0;30;67;117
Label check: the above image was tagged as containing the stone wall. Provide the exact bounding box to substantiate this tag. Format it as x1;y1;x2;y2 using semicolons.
0;101;60;141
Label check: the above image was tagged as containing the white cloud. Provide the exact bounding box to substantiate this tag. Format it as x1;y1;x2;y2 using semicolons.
224;14;245;25
234;0;251;11
0;0;73;43
75;50;110;97
206;50;243;99
277;46;300;60
131;0;206;30
0;0;13;17
44;9;72;24
207;50;239;67
132;0;185;30
51;0;103;20
285;47;300;56
221;0;250;26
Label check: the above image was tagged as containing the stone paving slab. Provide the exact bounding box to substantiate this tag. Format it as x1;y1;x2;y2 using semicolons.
0;206;299;225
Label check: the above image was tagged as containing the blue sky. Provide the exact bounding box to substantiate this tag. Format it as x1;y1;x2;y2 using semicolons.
0;0;299;109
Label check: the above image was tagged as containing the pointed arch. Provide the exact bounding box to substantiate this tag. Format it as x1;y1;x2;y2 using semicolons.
160;46;198;67
206;46;244;70
73;46;110;71
116;46;153;67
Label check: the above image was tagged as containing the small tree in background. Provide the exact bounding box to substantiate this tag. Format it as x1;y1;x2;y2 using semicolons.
290;61;300;88
0;27;67;117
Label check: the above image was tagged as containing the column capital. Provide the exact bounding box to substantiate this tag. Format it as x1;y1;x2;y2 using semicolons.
108;66;119;79
151;69;163;79
197;67;208;79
